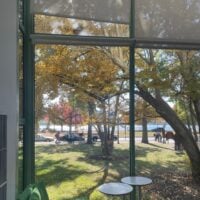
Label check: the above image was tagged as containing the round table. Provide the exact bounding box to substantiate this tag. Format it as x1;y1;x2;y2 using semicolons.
121;176;152;200
98;182;133;199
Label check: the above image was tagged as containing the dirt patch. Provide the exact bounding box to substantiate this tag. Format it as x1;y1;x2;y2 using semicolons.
143;171;200;200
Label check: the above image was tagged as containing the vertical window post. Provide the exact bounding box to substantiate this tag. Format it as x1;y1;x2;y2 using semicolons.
129;0;136;199
23;0;35;187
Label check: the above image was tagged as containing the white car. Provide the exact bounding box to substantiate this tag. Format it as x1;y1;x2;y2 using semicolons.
35;134;54;142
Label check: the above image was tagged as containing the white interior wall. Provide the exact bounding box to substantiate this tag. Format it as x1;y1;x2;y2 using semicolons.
0;0;18;199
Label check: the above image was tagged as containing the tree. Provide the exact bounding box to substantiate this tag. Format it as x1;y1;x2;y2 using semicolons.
135;49;200;182
87;100;95;144
135;96;158;144
47;101;83;132
35;44;129;157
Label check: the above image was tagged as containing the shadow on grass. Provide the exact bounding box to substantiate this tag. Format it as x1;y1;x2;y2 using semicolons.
58;160;110;200
34;143;195;200
36;163;87;186
147;143;175;151
35;143;101;155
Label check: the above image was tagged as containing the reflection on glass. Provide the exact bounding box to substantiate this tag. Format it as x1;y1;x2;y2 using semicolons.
18;0;23;25
32;0;200;42
34;14;129;37
32;0;130;24
135;0;200;41
34;45;130;199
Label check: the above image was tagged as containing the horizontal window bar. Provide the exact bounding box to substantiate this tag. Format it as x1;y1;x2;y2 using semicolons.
136;38;200;50
30;33;134;46
31;33;200;50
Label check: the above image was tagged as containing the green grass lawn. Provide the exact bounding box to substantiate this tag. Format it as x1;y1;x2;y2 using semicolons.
33;141;194;200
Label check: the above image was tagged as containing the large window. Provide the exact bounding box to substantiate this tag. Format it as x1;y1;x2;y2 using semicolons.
21;1;200;199
34;44;130;199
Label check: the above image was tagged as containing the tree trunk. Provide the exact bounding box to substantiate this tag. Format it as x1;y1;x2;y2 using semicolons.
47;121;50;130
35;121;39;133
184;103;193;135
110;95;120;140
141;116;148;143
193;100;200;135
189;100;198;141
87;123;93;144
98;101;114;158
69;123;72;135
136;87;200;183
101;137;113;158
87;101;94;144
98;129;114;158
141;100;149;143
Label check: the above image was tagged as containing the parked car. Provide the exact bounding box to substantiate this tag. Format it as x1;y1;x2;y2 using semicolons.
35;134;54;142
92;134;118;142
60;132;85;142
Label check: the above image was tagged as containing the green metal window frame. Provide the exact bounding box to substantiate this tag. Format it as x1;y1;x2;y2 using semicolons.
23;0;35;187
22;1;136;197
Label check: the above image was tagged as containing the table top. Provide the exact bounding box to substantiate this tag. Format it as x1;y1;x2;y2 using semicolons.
121;176;152;186
98;182;133;196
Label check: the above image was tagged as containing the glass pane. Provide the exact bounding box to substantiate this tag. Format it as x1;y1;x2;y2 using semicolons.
34;14;129;37
135;0;200;42
31;0;130;24
135;48;200;199
35;44;130;199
